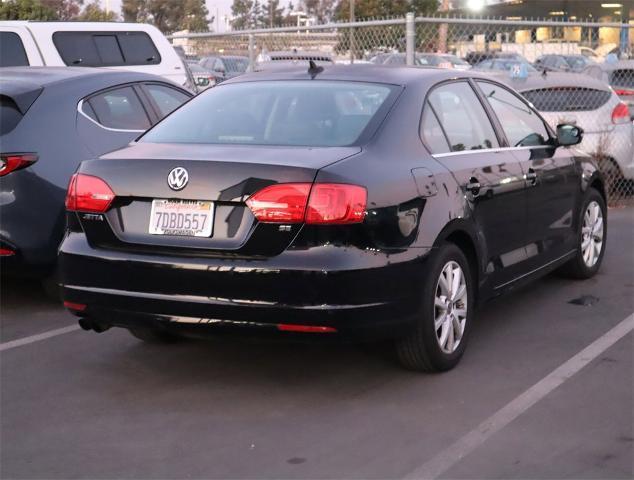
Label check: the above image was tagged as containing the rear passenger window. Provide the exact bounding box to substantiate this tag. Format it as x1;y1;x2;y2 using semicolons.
427;82;499;152
420;104;450;154
145;84;190;117
0;32;29;67
477;81;550;147
0;96;24;135
53;32;161;67
84;87;151;130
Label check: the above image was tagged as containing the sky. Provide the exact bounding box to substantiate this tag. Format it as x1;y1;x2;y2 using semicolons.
102;0;235;32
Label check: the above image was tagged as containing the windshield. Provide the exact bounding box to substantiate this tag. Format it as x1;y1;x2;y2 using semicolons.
141;81;395;147
494;60;537;72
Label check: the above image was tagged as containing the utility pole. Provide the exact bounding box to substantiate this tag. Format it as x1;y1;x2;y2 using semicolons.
349;0;355;64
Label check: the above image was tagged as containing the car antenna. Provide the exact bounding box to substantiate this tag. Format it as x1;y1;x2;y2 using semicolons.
308;60;324;79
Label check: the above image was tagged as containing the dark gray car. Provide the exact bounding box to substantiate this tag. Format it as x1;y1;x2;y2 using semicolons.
0;67;192;285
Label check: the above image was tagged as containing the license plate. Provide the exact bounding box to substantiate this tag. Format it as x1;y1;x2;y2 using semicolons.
149;199;214;237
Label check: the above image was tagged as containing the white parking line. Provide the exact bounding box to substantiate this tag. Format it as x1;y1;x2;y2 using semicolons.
0;324;81;353
404;313;634;480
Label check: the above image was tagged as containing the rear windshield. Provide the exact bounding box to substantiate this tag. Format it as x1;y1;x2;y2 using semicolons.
141;81;396;147
522;87;612;112
609;69;634;88
0;32;29;67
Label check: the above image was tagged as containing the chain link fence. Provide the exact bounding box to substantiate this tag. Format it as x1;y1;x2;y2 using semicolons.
170;16;634;205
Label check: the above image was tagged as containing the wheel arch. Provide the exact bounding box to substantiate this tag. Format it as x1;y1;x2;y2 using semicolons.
433;220;483;301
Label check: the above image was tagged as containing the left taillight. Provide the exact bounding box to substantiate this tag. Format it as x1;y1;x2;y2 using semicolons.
612;102;631;125
65;173;115;213
0;153;38;177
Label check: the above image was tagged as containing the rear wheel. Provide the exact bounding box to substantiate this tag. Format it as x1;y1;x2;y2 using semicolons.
395;242;474;372
558;188;607;279
128;328;179;344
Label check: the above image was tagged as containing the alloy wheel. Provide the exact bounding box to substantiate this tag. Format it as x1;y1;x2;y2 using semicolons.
434;261;468;354
581;200;603;268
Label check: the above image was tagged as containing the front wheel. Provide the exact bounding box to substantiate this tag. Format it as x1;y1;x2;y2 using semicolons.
395;243;474;372
558;188;607;279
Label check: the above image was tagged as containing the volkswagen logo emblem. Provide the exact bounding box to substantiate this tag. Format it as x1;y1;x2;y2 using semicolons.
167;167;189;191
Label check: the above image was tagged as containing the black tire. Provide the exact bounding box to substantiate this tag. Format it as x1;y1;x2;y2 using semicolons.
395;242;475;373
558;188;607;279
128;327;179;343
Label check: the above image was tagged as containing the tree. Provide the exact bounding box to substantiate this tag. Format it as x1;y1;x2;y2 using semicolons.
121;0;148;22
410;0;438;16
78;0;117;21
304;0;335;23
40;0;83;19
259;0;283;27
0;0;58;20
181;0;211;32
230;0;253;29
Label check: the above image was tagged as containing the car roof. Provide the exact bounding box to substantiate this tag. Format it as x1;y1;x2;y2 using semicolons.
225;63;486;87
0;67;183;108
0;66;167;86
482;71;611;92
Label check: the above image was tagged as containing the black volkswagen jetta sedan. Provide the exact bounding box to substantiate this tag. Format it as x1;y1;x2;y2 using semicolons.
60;65;607;372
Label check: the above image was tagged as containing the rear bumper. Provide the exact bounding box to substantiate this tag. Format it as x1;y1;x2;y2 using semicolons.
60;233;431;340
581;126;634;179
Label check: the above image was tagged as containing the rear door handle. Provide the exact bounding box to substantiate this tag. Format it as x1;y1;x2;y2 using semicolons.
525;168;537;186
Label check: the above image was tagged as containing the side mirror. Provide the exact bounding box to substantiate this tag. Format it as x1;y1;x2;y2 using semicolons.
556;124;583;146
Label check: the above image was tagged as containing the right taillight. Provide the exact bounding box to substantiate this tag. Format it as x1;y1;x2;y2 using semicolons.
246;183;367;225
612;102;630;124
65;173;115;213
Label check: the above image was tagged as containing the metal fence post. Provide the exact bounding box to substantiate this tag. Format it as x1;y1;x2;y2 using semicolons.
248;34;256;71
406;12;415;66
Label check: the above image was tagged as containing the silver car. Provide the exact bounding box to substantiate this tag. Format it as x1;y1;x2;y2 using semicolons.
493;71;634;181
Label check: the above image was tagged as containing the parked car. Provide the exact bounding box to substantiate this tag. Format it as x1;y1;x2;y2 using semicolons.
0;21;189;88
0;67;192;290
583;60;634;120
465;51;527;65
257;50;333;65
472;58;538;73
418;53;471;70
189;63;217;90
199;55;250;82
491;71;634;184
534;54;595;72
369;53;427;66
60;65;606;373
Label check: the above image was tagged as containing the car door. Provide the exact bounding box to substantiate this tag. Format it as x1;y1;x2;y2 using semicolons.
77;84;153;157
423;80;528;289
475;80;580;271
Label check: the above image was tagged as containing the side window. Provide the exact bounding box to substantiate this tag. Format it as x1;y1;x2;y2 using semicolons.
420;103;450;154
477;81;550;147
145;84;190;118
85;87;151;130
117;32;161;65
0;32;29;67
427;82;499;152
214;58;224;71
53;31;160;66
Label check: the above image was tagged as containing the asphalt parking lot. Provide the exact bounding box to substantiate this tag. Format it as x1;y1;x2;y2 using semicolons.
1;208;632;479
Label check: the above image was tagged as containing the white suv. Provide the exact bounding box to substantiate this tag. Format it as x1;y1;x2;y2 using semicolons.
0;21;188;88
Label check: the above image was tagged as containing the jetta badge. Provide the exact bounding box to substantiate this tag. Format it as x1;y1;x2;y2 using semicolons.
167;167;189;191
